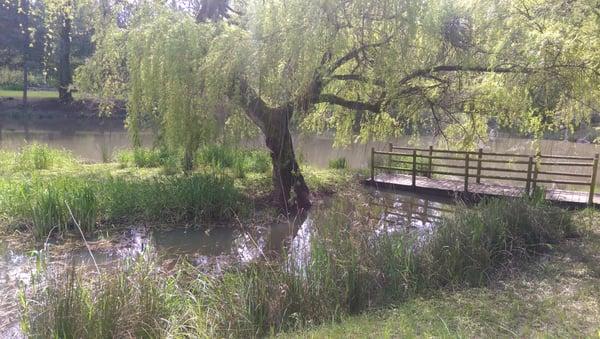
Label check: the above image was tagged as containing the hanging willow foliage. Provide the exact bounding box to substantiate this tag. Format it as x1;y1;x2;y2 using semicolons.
127;12;220;169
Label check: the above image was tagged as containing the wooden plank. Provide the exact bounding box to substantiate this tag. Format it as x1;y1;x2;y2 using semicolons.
428;170;468;177
590;154;599;205
412;150;417;188
374;165;413;173
534;179;590;185
539;161;593;167
476;148;483;184
428;145;433;178
370;147;375;181
476;166;529;174
418;154;467;161
526;156;533;195
536;170;591;178
539;154;595;161
479;158;530;165
374;150;413;156
477;174;530;182
464;153;470;192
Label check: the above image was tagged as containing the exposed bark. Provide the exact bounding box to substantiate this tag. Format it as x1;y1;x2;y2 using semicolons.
237;79;311;212
263;108;311;212
57;9;73;103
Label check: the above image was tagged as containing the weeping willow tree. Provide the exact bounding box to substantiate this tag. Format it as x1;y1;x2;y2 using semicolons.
79;0;600;211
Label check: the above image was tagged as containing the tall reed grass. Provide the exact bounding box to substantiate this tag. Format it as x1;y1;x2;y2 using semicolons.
0;143;76;174
0;173;244;239
20;197;575;337
196;145;271;178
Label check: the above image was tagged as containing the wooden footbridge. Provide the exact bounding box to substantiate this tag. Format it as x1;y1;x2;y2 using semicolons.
366;144;600;208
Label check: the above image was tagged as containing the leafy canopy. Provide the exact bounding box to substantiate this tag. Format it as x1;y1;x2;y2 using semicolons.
78;0;600;151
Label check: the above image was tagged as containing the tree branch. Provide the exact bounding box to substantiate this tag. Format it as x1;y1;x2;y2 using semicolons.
317;94;382;112
328;36;392;74
398;65;532;86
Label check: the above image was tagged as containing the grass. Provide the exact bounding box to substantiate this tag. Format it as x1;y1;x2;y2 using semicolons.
0;89;58;99
115;147;179;173
328;157;347;169
0;144;355;241
292;209;600;338
196;144;271;178
19;197;587;338
0;143;76;174
1;172;244;240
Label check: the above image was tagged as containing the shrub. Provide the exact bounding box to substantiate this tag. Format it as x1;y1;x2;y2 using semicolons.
0;67;46;90
0;68;24;90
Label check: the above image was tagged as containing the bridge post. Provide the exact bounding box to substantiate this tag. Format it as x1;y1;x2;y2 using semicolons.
526;156;533;196
428;145;433;178
464;153;469;193
476;148;483;184
589;154;599;206
532;158;539;195
370;147;375;182
412;150;417;188
388;143;393;167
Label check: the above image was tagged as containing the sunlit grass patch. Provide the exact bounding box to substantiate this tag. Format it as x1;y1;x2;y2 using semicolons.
0;90;58;99
0;143;77;174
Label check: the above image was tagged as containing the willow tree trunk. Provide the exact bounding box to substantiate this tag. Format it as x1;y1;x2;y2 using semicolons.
237;79;311;212
57;11;73;103
262;109;311;213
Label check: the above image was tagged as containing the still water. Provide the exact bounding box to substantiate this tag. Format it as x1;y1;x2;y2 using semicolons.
0;187;451;335
1;117;599;173
0;116;597;335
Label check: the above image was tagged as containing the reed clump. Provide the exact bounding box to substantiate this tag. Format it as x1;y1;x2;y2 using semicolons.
196;145;271;178
20;197;575;337
328;157;348;169
0;173;244;239
0;143;76;174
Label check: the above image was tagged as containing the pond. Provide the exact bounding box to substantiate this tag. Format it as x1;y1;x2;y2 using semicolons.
0;116;597;337
0;187;452;336
1;117;599;171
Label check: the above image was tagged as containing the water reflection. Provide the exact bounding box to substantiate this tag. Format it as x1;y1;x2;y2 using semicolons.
372;190;452;237
0;188;455;335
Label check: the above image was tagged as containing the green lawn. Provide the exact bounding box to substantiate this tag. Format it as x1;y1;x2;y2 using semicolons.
0;89;58;99
288;211;600;338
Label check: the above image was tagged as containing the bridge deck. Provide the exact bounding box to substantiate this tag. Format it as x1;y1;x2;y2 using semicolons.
368;173;600;208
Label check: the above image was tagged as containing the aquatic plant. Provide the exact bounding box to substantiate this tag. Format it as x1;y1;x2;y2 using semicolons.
420;198;575;287
0;173;245;239
19;197;575;337
20;253;175;338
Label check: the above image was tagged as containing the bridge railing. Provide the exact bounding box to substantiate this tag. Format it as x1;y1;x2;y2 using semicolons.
370;144;599;205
